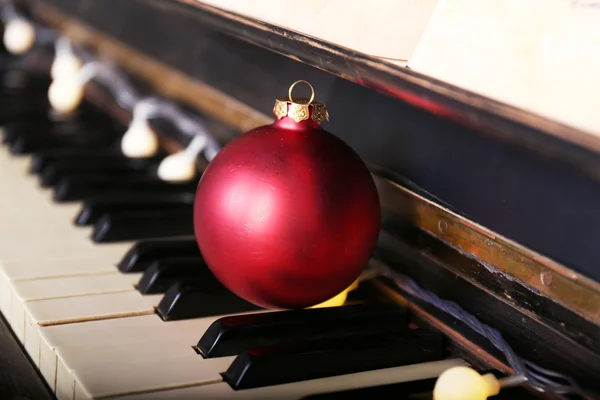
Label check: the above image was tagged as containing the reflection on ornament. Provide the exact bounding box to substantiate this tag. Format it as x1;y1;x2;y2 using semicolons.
48;76;84;113
433;366;501;400
157;135;206;182
194;80;380;310
3;19;35;55
121;120;159;158
51;53;82;80
310;279;359;309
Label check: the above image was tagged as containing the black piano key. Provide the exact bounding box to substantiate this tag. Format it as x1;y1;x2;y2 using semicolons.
2;119;53;144
157;280;260;321
92;208;194;242
7;119;122;154
30;148;122;173
196;304;406;359
76;195;194;225
223;329;445;390
53;175;197;202
38;155;162;187
117;238;201;273
0;102;49;126
0;70;51;93
136;258;210;294
9;131;119;154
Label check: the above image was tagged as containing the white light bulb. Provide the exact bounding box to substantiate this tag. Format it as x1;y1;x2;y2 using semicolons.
121;120;159;158
157;135;206;182
48;76;84;114
157;152;197;182
3;18;35;55
51;53;82;80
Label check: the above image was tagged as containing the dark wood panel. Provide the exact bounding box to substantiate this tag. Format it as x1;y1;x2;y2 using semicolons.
0;312;55;400
376;225;600;393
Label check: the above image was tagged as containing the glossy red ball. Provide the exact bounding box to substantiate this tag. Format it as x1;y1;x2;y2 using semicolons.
193;115;380;309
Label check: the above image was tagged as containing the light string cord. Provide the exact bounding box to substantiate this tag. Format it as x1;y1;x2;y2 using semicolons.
0;1;18;22
130;97;221;160
1;2;221;160
54;36;74;60
74;61;140;110
73;61;222;160
367;258;589;399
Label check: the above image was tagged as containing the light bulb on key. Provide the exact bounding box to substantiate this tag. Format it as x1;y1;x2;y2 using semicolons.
51;52;82;80
433;366;527;400
3;18;35;55
310;279;359;309
48;75;84;114
121;119;159;158
157;135;206;182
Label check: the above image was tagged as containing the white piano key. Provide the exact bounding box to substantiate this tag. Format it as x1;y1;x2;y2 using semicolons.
38;313;237;399
22;291;162;382
0;240;133;263
0;257;120;282
113;358;468;400
25;291;161;327
12;272;140;301
7;272;141;341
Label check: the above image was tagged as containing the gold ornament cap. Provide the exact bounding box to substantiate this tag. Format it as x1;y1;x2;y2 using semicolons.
273;80;329;124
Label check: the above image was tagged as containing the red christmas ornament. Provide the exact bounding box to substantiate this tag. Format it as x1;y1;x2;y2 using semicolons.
193;80;380;309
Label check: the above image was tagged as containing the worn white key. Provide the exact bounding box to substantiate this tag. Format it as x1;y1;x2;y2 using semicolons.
7;272;141;341
113;358;468;400
1;257;121;282
22;290;162;379
37;313;238;399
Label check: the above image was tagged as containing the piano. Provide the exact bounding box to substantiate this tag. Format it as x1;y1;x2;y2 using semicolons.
0;0;599;399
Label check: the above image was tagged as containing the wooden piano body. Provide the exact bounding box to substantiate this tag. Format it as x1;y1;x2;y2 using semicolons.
0;0;599;399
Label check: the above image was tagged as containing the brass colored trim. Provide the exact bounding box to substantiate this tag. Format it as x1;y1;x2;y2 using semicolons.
31;0;600;327
375;176;600;326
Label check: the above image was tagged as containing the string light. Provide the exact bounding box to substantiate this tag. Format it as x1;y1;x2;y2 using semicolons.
157;134;206;182
3;3;220;173
121;99;160;158
50;37;82;79
1;3;35;55
48;61;138;114
433;366;528;400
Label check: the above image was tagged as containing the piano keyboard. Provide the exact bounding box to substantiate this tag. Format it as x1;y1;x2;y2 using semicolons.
0;67;467;399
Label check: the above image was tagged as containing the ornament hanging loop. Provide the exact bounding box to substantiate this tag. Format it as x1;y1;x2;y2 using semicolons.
288;80;315;105
274;80;329;124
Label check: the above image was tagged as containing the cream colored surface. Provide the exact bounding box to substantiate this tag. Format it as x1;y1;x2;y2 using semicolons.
117;359;467;400
43;314;234;399
196;0;439;62
409;0;600;137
